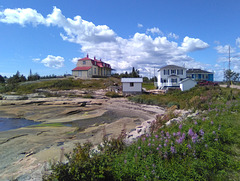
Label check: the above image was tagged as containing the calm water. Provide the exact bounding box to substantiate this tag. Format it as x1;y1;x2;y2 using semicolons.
0;118;40;132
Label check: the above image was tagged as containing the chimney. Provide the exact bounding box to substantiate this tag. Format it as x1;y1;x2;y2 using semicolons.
87;54;89;58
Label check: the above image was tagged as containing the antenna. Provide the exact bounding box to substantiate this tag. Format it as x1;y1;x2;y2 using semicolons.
228;45;231;70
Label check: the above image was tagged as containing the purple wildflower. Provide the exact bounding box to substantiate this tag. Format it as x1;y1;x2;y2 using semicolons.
194;121;198;125
166;132;170;138
173;132;176;137
164;152;168;159
202;117;206;121
199;129;204;136
215;138;218;141
142;137;146;141
211;121;214;125
156;147;159;151
171;146;176;154
124;160;127;164
148;143;151;146
179;124;182;130
205;144;208;148
192;133;198;143
138;146;141;150
213;131;216;134
177;131;181;137
187;144;192;149
164;143;167;147
218;125;221;130
188;128;194;137
155;134;159;138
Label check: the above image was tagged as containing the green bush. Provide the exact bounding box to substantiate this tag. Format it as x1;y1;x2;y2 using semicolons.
105;91;122;98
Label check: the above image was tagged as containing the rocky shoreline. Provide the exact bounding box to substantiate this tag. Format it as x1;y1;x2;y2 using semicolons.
0;89;167;180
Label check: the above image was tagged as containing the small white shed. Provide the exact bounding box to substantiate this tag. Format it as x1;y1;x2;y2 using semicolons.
121;78;143;94
179;78;197;91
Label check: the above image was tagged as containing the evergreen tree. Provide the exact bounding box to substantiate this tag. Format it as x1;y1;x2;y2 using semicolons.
0;75;5;83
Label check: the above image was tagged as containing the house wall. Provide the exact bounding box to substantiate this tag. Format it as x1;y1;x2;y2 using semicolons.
158;67;186;89
72;70;90;78
187;73;214;81
77;60;92;67
180;80;197;91
122;82;142;93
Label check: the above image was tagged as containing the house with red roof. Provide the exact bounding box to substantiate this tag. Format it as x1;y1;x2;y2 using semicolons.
72;55;112;78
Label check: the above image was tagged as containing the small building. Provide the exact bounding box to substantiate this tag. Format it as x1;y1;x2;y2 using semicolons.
179;78;197;91
157;65;187;89
72;55;112;78
186;69;214;82
121;78;143;95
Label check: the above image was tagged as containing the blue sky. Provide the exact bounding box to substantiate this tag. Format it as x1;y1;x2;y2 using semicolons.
0;0;240;80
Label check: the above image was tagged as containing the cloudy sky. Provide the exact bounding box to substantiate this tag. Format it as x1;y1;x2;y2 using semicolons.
0;0;240;80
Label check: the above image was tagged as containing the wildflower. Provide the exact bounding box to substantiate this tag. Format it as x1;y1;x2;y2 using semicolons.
138;146;141;150
188;128;194;137
164;152;168;159
212;131;216;134
171;146;176;154
179;124;182;130
199;129;204;136
173;132;176;137
205;144;208;148
156;147;159;151
177;131;181;137
218;125;221;130
194;121;198;125
202;117;206;121
159;144;162;148
152;139;155;142
148;143;151;146
124;160;127;164
142;137;146;141
215;138;218;141
192;133;198;143
187;144;192;149
166;132;170;138
152;164;156;168
165;139;169;143
211;121;214;125
164;143;167;147
155;134;159;138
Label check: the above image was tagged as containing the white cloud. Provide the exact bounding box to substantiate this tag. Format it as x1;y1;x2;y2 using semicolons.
215;45;235;54
168;32;179;39
32;58;40;62
180;36;209;52
146;27;163;35
0;7;210;76
41;55;64;68
137;23;143;28
71;57;80;64
236;37;240;48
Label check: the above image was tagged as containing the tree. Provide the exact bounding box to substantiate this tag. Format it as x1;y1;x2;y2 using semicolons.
224;69;240;87
7;71;27;84
0;75;5;83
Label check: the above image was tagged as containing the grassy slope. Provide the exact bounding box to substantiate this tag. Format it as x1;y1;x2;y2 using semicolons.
44;86;240;180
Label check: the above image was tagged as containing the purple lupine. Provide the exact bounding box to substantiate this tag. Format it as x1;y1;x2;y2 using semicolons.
164;143;167;147
170;146;176;154
124;160;127;164
159;144;162;148
179;124;182;130
164;152;168;159
188;128;194;137
156;147;159;151
177;131;181;137
187;144;192;149
142;137;146;141
194;121;198;125
155;134;159;138
138;146;141;150
211;121;214;125
148;143;151;146
202;117;206;121
173;132;176;137
166;132;170;138
199;129;204;136
192;133;198;143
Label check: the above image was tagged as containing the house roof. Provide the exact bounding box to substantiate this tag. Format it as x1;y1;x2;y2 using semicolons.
75;55;111;69
179;78;197;83
187;69;213;74
72;66;92;71
159;65;186;71
121;78;143;83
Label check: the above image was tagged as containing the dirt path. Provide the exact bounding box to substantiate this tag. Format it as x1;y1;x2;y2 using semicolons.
0;92;165;180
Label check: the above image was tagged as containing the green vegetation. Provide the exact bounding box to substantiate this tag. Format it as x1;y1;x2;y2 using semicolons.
0;77;120;94
142;82;155;90
44;86;240;180
105;91;122;98
28;123;65;128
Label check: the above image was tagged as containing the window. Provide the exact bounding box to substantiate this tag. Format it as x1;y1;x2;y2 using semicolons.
171;69;176;74
171;78;177;83
177;69;183;75
94;68;96;74
83;61;86;65
163;79;167;83
130;82;134;87
78;71;82;77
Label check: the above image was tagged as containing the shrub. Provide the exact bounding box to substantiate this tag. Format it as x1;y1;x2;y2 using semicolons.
105;91;122;98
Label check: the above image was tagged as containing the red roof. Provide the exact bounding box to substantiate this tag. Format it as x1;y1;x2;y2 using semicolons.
78;54;92;61
72;66;92;71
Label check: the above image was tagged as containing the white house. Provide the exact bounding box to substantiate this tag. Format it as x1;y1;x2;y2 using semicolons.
121;78;143;95
179;78;197;91
157;65;187;89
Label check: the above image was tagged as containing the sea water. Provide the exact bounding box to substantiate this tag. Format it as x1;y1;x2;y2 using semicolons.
0;118;39;132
